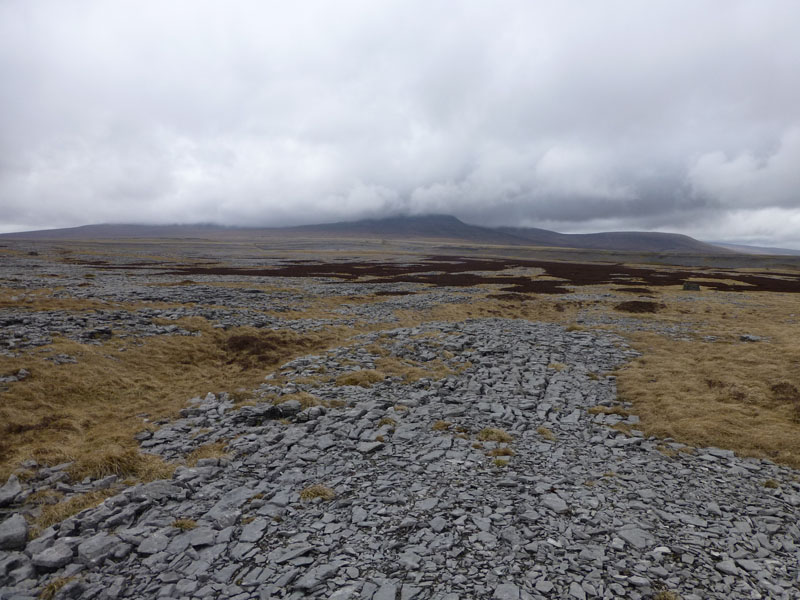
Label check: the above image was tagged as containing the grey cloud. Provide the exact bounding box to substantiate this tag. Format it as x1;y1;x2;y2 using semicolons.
1;1;800;246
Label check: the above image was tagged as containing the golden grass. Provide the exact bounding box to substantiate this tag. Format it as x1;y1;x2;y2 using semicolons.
536;426;557;441
616;322;800;468
375;355;456;383
30;489;116;538
299;484;336;501
335;369;386;387
587;405;629;417
487;446;515;457
273;391;323;410
477;428;513;443
378;417;397;427
68;447;175;481
185;441;230;467
40;577;76;600
0;320;334;481
172;518;198;530
432;420;451;431
653;592;681;600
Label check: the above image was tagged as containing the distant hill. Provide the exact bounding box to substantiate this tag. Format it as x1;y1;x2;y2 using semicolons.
496;226;724;254
710;242;800;256
1;214;734;254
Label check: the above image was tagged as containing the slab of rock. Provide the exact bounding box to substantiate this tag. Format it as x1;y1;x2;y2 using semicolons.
0;513;28;550
32;542;74;570
78;533;120;566
540;493;568;514
618;527;654;550
0;475;22;507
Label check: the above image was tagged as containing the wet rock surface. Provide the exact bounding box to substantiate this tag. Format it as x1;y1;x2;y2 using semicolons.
0;251;799;599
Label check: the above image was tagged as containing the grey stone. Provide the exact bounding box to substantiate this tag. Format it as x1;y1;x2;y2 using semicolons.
493;583;521;600
77;533;120;566
374;583;398;600
540;493;568;514
716;560;739;575
138;533;168;554
0;514;28;550
618;527;654;550
187;527;217;547
32;542;74;569
293;560;345;590
0;475;22;506
568;582;586;600
357;441;384;453
240;517;268;542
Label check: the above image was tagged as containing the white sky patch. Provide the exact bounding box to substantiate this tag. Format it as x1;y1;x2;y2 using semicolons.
1;0;800;247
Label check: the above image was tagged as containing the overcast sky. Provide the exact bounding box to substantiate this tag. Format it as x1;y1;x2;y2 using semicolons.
1;1;800;247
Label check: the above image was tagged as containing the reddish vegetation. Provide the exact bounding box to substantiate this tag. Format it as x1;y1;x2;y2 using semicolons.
614;301;663;313
88;255;800;294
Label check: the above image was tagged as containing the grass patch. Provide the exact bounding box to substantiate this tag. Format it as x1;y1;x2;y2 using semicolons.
617;315;800;468
30;489;116;538
68;447;175;481
587;405;629;417
172;518;198;531
477;428;513;443
536;426;556;441
378;417;397;427
299;484;336;501
432;420;451;431
40;577;76;600
334;369;386;387
186;441;229;467
487;447;514;457
0;322;334;481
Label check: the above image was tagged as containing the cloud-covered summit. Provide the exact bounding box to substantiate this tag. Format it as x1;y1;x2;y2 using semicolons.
1;1;799;247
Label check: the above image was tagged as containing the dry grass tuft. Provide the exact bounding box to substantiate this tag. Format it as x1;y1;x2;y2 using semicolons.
537;426;557;441
172;518;198;530
653;591;682;600
299;484;336;501
487;447;515;457
378;417;397;427
273;391;322;410
39;576;76;600
477;428;513;443
587;405;629;417
334;369;386;387
492;458;509;467
432;420;451;431
31;489;116;538
68;447;174;481
186;441;229;467
375;356;456;383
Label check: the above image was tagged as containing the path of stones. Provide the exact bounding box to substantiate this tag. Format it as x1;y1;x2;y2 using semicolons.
1;254;799;600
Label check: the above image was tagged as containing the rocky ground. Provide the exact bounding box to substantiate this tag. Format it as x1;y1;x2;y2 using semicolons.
1;249;799;599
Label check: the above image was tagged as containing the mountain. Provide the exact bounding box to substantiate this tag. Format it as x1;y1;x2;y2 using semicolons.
710;242;800;256
1;214;732;254
496;226;723;254
283;214;525;245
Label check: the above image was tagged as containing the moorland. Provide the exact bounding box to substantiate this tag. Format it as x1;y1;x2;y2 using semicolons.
0;228;799;599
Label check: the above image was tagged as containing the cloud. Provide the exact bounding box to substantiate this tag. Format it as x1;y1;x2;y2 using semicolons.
1;0;800;246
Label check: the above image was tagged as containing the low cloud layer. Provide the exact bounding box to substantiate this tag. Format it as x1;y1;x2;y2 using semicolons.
1;1;799;247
